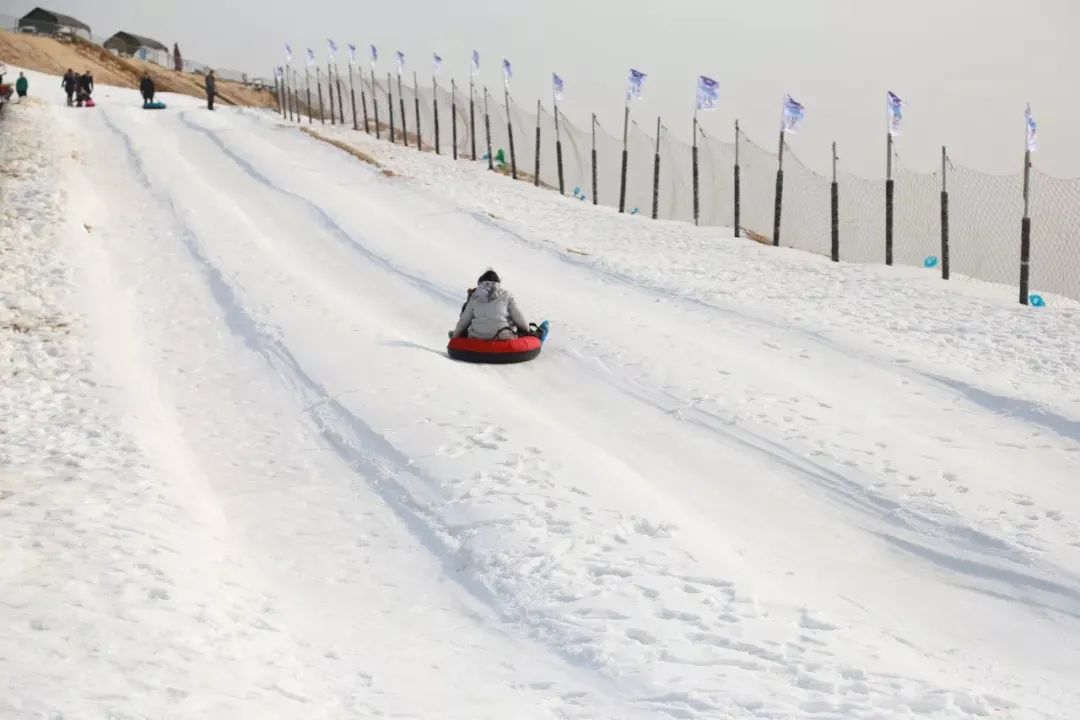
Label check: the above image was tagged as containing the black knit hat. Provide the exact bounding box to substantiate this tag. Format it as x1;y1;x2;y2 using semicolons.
478;269;500;284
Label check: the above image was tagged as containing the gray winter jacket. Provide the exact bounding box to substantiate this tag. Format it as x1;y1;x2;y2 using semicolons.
453;281;530;339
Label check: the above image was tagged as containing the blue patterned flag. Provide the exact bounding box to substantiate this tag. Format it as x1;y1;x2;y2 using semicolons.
347;43;357;65
395;51;405;75
553;73;565;103
433;53;443;75
502;59;512;88
471;50;480;77
887;91;904;136
274;66;283;80
370;45;378;68
327;39;338;60
782;94;806;134
306;48;316;68
285;44;293;63
696;75;719;111
1025;104;1038;152
627;68;646;101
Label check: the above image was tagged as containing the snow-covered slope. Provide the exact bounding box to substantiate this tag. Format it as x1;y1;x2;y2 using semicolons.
3;71;1079;719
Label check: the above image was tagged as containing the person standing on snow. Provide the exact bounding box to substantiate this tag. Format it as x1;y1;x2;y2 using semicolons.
76;70;94;107
452;270;534;340
15;72;28;101
205;70;216;110
62;69;77;106
140;72;156;106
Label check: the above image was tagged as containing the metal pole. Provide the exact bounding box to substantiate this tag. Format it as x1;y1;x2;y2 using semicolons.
275;73;284;116
433;73;441;154
412;71;421;150
305;69;314;124
734;119;741;237
388;72;395;143
534;99;542;186
316;67;326;124
505;85;517;179
327;63;335;124
692;114;699;225
1020;147;1032;305
371;69;380;138
831;141;839;262
886;131;895;265
484;87;494;170
400;72;409;147
470;80;477;160
591;113;598;205
618;101;630;213
349;64;358;131
773;129;784;246
651;116;661;220
360;67;370;133
941;146;950;280
336;65;345;125
554;99;565;195
451;79;458;160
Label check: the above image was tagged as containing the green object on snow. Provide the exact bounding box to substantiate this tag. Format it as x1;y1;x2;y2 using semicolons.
15;76;28;95
495;148;506;165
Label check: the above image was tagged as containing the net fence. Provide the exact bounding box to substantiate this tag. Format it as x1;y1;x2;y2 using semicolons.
258;64;1080;304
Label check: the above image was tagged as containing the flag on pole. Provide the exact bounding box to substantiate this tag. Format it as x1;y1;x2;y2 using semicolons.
433;53;443;75
327;39;338;60
782;94;806;134
471;50;480;77
502;59;512;88
627;69;646;101
347;43;358;65
395;51;405;75
887;91;904;136
552;73;565;103
1025;104;1038;152
696;75;719;111
306;48;316;68
275;66;283;80
370;45;378;68
285;44;293;63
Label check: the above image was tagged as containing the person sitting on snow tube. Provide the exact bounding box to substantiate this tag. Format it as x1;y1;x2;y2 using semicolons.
452;269;533;340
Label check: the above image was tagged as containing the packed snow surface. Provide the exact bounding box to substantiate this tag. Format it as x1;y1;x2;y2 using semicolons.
2;71;1079;719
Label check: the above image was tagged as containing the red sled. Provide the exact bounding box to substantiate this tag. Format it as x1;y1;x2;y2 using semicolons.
447;335;542;364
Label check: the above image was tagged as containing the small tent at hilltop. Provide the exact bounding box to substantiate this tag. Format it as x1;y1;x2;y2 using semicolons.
17;7;92;40
104;31;169;66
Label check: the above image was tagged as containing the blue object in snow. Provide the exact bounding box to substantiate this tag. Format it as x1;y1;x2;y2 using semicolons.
572;186;582;196
924;256;939;268
630;207;639;215
537;320;550;343
1029;294;1046;307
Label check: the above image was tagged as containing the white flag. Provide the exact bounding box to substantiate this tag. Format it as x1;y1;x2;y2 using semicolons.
327;39;338;61
782;94;805;134
395;51;405;75
347;43;358;65
696;75;719;111
627;68;646;101
887;91;903;137
433;53;443;75
502;58;512;88
370;45;378;68
471;49;480;77
285;44;293;64
306;48;316;68
1025;104;1038;152
552;73;564;103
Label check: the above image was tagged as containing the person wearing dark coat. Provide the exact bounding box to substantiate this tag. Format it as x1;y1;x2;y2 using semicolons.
205;70;216;111
62;69;77;106
140;73;156;106
76;70;93;107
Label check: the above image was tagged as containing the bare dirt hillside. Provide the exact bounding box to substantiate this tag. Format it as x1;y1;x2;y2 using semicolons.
0;31;275;108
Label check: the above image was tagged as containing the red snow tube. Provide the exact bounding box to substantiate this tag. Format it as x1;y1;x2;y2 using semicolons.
447;335;542;364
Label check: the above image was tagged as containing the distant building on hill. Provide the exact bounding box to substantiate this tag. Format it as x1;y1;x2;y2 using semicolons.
17;7;92;41
104;31;170;66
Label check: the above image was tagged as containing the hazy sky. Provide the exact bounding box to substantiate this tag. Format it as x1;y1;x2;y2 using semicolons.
4;0;1078;177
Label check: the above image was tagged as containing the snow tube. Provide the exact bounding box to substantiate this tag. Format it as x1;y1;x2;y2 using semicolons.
447;335;542;364
143;102;167;110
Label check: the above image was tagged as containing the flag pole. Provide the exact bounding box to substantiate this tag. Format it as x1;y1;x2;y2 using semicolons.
1020;111;1033;305
651;116;661;220
734;119;740;237
388;71;396;142
554;84;565;195
534;99;542;187
692;109;699;226
359;66;370;133
886;98;895;266
433;68;441;155
504;79;517;179
370;65;380;138
316;67;326;124
591;113;598;205
773;99;785;247
469;76;477;160
412;70;421;150
336;63;345;124
831;141;840;262
305;67;313;124
327;61;335;124
348;61;358;130
400;70;409;147
451;78;458;160
619;94;630;213
484;86;494;170
941;146;950;280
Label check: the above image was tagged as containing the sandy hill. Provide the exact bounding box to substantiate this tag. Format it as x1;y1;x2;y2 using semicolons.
0;31;275;108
